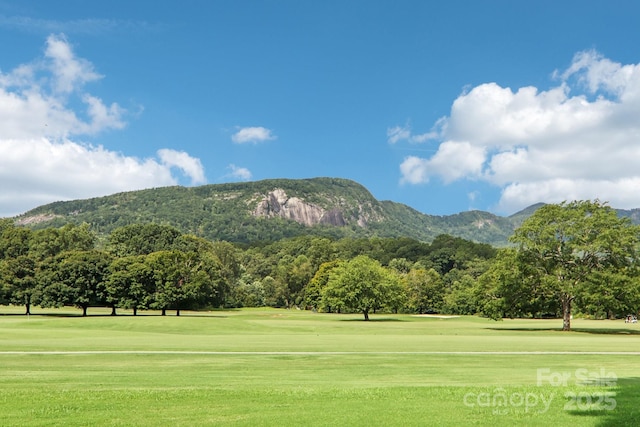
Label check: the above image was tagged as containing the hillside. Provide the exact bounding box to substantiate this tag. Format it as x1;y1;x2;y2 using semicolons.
14;177;539;246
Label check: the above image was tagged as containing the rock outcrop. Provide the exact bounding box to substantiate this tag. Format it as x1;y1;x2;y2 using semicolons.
252;189;347;226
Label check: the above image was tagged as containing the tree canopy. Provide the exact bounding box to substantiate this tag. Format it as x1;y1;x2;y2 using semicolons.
5;203;640;326
321;255;405;320
482;200;640;330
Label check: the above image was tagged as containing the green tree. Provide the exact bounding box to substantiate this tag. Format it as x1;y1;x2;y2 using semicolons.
275;254;314;307
388;258;413;275
106;255;155;315
37;250;112;316
0;223;36;314
146;250;209;316
577;268;640;319
207;241;242;307
107;223;182;257
30;224;96;261
0;225;32;259
509;200;640;331
261;275;288;307
477;248;556;320
304;260;344;310
405;268;444;314
307;237;337;269
442;274;480;315
233;277;266;307
1;256;37;314
322;255;405;320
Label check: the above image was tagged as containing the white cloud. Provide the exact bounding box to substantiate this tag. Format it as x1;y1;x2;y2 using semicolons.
387;122;440;144
0;34;125;139
157;149;206;185
45;34;101;94
399;156;429;184
399;141;485;185
227;164;252;181
387;125;411;144
0;34;206;217
231;126;276;144
396;50;640;213
0;138;177;216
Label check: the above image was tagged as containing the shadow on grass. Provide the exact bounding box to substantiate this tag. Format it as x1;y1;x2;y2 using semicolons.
0;312;230;318
486;327;640;335
339;317;406;322
0;312;82;317
563;377;640;426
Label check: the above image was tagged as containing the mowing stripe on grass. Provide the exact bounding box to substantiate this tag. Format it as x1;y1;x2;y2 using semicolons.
2;350;640;355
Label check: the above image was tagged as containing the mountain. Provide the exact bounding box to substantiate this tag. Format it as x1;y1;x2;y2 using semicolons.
14;177;539;246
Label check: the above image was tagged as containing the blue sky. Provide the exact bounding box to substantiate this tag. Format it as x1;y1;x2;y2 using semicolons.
2;1;640;218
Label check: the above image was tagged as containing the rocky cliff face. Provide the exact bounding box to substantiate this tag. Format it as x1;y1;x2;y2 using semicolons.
252;188;348;227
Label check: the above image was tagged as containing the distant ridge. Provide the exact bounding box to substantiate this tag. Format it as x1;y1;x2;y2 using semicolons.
13;177;616;246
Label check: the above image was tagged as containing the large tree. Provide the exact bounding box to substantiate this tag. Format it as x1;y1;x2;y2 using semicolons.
1;256;37;314
304;260;344;310
105;255;155;315
30;223;96;261
37;250;112;316
146;250;210;316
508;200;640;331
0;223;35;314
405;267;444;314
322;255;405;320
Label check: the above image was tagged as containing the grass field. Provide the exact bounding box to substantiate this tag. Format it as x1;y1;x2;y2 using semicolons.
1;307;640;426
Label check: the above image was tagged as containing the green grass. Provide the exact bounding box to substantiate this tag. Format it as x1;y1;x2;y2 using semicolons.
1;307;640;426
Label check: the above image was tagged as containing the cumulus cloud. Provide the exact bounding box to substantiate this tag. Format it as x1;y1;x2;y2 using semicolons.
157;149;206;185
0;34;205;217
0;35;125;140
0;138;180;216
395;50;640;213
231;126;276;144
227;164;252;181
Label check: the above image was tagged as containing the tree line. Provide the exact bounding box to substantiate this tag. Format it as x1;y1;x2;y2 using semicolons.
0;219;495;319
2;200;640;328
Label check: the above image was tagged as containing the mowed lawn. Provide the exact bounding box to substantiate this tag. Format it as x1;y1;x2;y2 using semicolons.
1;307;640;426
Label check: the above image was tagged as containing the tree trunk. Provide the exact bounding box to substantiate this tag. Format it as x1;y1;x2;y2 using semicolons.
176;309;180;316
25;302;31;316
133;307;138;316
82;306;88;317
363;309;369;321
562;296;572;331
111;306;117;316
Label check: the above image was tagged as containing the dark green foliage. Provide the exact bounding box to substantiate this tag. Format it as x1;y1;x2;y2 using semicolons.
36;250;112;316
13;178;538;246
480;201;640;330
5;194;640;325
404;268;444;314
2;220;493;316
304;260;344;309
1;255;36;314
107;223;182;256
30;224;96;261
106;255;155;315
322;255;406;320
0;226;32;259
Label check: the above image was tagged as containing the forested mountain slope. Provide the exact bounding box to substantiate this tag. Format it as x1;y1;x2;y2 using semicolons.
15;177;636;246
